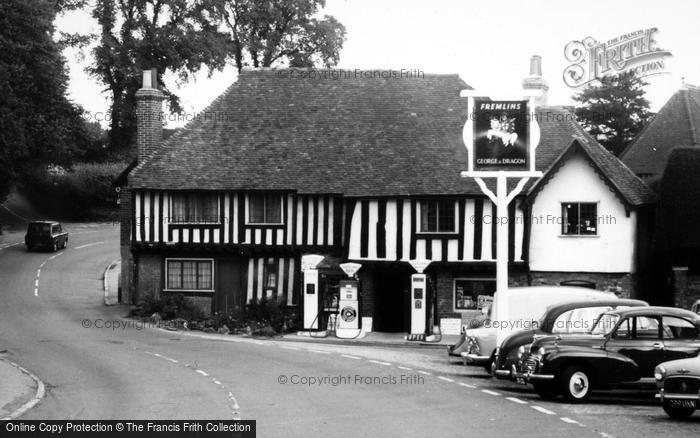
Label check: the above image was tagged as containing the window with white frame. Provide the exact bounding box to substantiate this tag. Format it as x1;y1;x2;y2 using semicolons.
166;259;214;291
249;194;283;224
561;202;597;235
170;193;219;224
420;200;455;232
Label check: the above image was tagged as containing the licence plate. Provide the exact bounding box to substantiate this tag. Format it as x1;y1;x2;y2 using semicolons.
669;399;696;409
516;377;526;385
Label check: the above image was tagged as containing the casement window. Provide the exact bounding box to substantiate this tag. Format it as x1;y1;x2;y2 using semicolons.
561;202;597;235
454;278;496;311
170;193;219;224
249;194;283;224
420;200;456;233
166;259;214;291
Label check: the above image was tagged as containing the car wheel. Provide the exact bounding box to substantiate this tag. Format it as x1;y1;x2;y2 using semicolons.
560;365;592;403
533;382;559;400
662;401;696;419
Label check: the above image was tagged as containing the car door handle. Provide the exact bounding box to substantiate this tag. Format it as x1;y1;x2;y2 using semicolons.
652;343;664;350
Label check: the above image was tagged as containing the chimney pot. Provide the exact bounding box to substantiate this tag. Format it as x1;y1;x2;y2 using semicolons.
530;55;542;76
141;68;158;89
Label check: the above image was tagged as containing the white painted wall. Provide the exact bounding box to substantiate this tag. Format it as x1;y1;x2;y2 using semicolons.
529;153;636;273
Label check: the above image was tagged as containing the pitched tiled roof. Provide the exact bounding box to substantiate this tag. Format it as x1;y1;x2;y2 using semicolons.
655;147;700;249
621;87;700;179
128;68;653;204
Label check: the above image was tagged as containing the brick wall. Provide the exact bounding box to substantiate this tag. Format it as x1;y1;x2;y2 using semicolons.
135;253;162;304
529;271;635;298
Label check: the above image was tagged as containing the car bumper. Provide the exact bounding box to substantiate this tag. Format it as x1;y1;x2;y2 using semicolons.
460;352;490;365
513;370;555;383
656;389;700;401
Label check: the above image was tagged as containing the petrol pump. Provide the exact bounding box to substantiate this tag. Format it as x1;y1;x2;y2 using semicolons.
408;259;431;338
336;263;362;339
302;254;325;330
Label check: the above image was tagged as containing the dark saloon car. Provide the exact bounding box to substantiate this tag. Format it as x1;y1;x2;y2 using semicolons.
493;299;647;380
25;221;68;252
655;355;700;419
516;307;700;402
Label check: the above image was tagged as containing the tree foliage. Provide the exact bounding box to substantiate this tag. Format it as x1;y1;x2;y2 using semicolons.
88;0;231;157
0;0;90;202
88;0;345;156
209;0;346;70
573;71;652;156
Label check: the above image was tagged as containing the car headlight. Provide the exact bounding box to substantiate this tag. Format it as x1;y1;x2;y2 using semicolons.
467;336;480;355
654;365;667;381
517;345;525;359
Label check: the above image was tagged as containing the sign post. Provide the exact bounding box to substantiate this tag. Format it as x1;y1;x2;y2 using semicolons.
460;91;543;302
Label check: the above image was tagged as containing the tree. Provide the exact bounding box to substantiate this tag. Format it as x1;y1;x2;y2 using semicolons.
210;0;346;70
0;0;90;201
88;0;231;157
573;71;652;156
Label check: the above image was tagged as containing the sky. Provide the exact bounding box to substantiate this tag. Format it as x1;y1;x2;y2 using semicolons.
57;0;700;127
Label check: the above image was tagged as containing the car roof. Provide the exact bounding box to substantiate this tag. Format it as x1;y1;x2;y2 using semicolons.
543;299;648;318
606;306;700;320
504;286;616;295
28;221;59;225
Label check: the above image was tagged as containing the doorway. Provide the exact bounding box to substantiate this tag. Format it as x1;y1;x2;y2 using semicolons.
373;266;412;332
215;259;245;314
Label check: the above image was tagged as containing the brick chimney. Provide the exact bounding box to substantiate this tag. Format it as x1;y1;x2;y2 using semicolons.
135;68;164;162
522;55;549;106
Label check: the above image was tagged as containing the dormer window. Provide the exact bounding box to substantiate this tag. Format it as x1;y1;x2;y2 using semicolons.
249;194;283;224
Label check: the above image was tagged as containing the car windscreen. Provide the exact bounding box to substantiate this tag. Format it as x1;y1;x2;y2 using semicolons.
550;306;614;334
590;312;619;335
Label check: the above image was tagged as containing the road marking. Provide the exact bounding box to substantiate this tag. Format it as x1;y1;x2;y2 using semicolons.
308;349;331;355
397;366;412;371
368;360;392;366
506;397;528;404
417;370;432;375
0;242;22;250
560;417;583;426
457;382;476;389
196;369;209;377
74;241;104;250
153;353;179;363
437;376;455;383
213;379;222;386
36;269;40;277
481;389;500;396
531;405;555;415
281;346;300;351
34;279;38;287
34;288;38;297
340;354;361;360
599;433;616;438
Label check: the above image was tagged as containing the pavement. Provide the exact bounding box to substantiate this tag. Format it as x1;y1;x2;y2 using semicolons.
0;357;43;420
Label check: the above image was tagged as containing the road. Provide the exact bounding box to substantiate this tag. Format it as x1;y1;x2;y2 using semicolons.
0;223;698;437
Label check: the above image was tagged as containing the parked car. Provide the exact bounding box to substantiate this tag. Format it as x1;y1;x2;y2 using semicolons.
516;307;700;403
453;286;617;372
655;355;700;419
25;221;68;252
692;299;700;315
493;299;648;380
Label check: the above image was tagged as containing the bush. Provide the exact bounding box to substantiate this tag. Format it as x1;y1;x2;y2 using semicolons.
133;293;206;321
21;161;127;220
246;296;298;334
